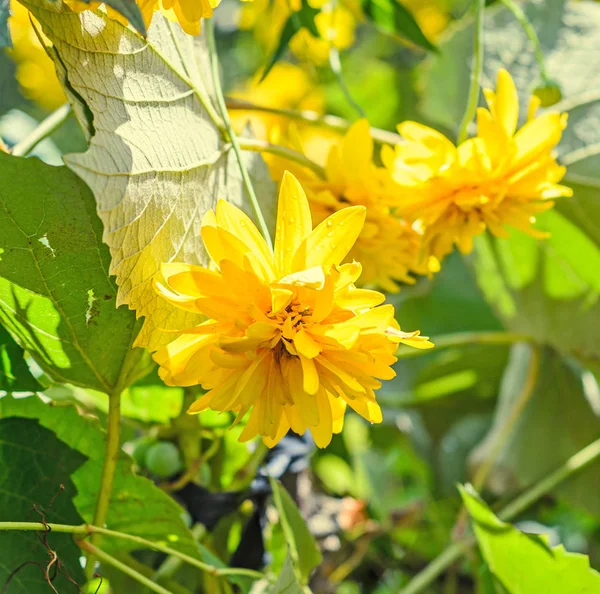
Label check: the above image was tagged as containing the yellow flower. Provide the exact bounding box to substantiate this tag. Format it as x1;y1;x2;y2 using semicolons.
277;120;438;292
8;1;67;111
230;62;324;146
239;0;356;66
66;0;218;35
400;0;449;41
383;69;572;262
152;172;433;447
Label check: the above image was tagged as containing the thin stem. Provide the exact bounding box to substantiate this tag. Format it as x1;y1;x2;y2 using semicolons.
400;435;600;594
86;388;122;578
11;103;72;157
395;331;534;359
457;0;485;144
329;45;365;119
205;20;274;251
225;98;403;146
0;521;264;581
238;137;326;178
79;540;174;594
499;0;549;81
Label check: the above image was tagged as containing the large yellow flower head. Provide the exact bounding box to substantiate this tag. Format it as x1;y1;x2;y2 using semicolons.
152;172;432;448
383;69;573;262
291;120;438;293
66;0;217;35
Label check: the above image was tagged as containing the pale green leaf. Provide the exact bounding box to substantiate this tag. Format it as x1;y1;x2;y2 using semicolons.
21;3;277;350
270;478;322;583
270;552;305;594
0;153;142;392
470;346;600;517
460;485;600;593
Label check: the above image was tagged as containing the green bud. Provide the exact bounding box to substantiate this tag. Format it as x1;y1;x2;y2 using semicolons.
533;78;563;108
145;441;183;479
130;435;156;468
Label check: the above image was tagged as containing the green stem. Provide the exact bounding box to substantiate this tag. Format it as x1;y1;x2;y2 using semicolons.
11;103;72;157
86;388;122;578
400;435;600;594
229;441;269;491
238;137;326;178
457;0;485;144
225;98;403;146
0;522;265;581
329;46;365;119
205;20;274;251
396;331;534;359
499;0;549;81
80;540;174;594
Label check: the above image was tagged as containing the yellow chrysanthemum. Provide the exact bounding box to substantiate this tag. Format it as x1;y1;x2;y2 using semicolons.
7;1;66;111
239;0;356;66
271;120;438;292
66;0;218;35
383;69;573;262
152;172;432;447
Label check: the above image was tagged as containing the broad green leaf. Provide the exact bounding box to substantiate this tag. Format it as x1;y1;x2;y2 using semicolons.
470;346;600;517
0;395;204;560
21;2;277;350
0;416;86;593
0;153;142;392
0;0;10;48
270;552;305;594
361;0;437;52
419;0;598;133
460;485;600;593
0;325;41;391
270;478;322;584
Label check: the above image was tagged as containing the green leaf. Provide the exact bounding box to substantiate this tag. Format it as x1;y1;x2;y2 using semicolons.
0;154;142;393
262;0;321;81
0;0;10;49
21;2;277;350
361;0;437;52
470;346;600;517
0;395;207;561
419;0;598;132
460;485;600;593
269;478;322;584
84;0;147;36
0;325;41;391
270;552;305;594
0;416;86;593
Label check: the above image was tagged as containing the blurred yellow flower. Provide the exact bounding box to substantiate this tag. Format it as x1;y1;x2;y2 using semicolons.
239;0;356;66
66;0;219;35
276;120;438;292
401;0;449;41
383;69;572;262
7;1;66;111
230;62;324;145
152;172;432;447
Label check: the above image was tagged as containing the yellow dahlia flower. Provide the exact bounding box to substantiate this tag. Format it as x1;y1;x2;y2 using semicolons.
8;1;66;111
274;120;438;292
152;172;432;447
66;0;217;35
383;69;572;262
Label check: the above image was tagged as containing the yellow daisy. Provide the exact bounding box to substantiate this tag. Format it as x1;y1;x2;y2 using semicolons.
280;120;438;292
383;69;573;262
152;172;432;448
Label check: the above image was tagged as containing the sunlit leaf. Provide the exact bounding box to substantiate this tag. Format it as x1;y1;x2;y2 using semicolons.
460;484;600;593
0;325;41;392
21;2;276;350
